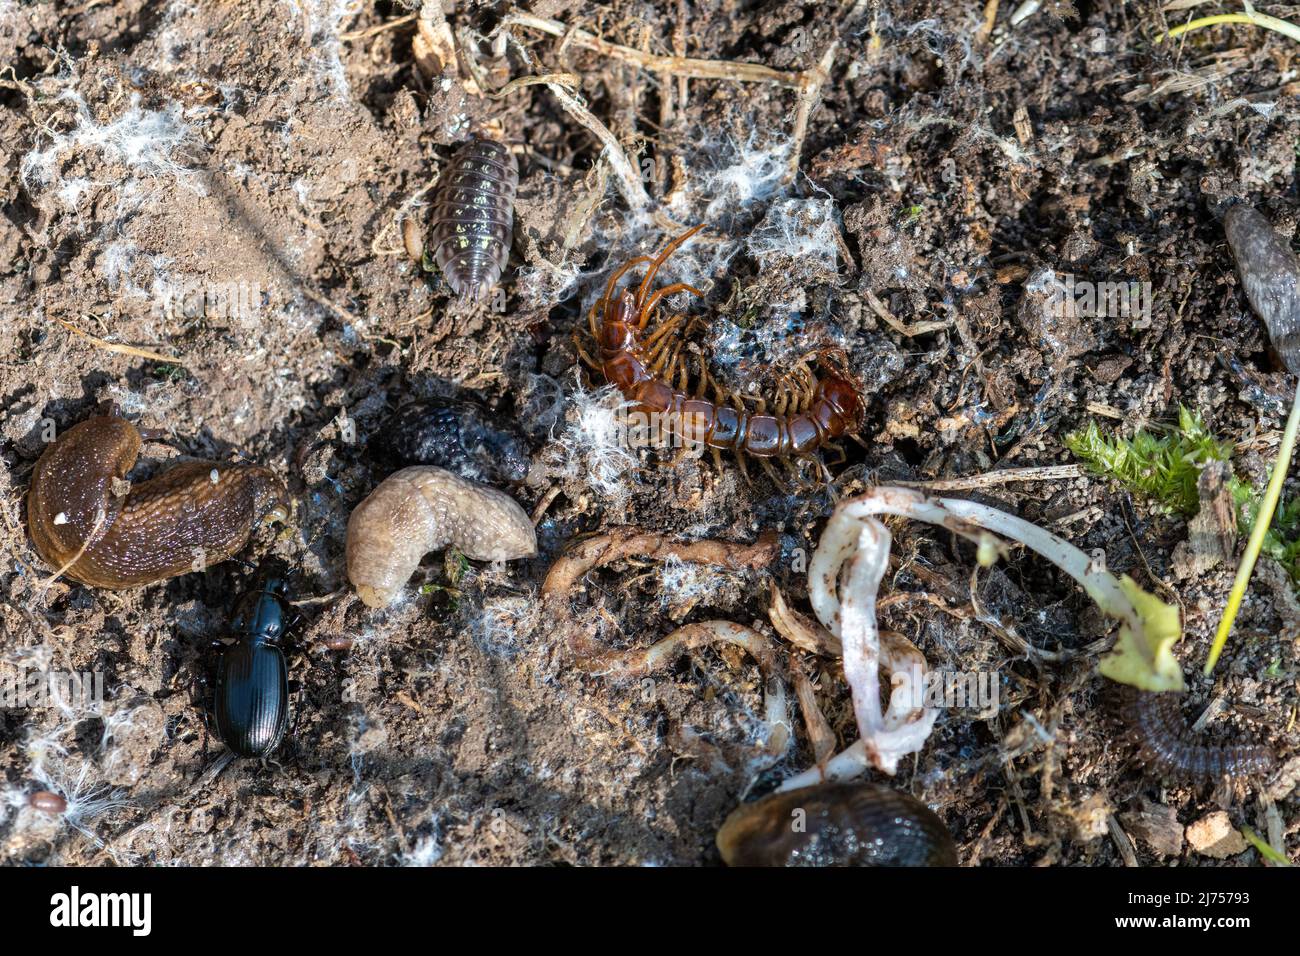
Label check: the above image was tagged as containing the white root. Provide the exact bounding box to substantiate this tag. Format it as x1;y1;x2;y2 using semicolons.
798;504;941;779
782;485;1180;790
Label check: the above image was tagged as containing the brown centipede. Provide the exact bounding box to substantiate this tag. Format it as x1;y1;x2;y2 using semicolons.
587;225;865;478
1118;688;1275;782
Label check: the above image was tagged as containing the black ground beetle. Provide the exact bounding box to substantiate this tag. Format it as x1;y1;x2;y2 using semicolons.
214;578;291;758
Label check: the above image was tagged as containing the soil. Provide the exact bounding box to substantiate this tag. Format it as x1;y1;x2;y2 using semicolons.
0;0;1297;866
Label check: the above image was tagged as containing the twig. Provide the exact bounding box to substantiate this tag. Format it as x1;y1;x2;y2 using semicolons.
865;290;954;337
371;180;439;256
487;72;582;99
340;13;417;41
978;0;1002;43
1107;813;1139;867
499;12;804;87
50;317;190;366
896;464;1083;491
543;528;778;599
501;34;653;217
785;41;838;184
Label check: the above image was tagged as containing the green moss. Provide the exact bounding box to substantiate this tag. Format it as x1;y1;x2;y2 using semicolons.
1066;408;1300;584
1064;407;1234;515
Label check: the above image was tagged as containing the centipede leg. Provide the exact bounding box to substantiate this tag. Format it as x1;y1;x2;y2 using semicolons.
759;457;786;491
735;451;753;486
823;441;848;466
573;334;600;372
604;254;654;303
818;459;839;499
675;348;691;392
634;224;707;308
796;363;817;413
641;313;687;361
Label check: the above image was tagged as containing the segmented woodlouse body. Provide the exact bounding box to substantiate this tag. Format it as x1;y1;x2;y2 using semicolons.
591;225;865;461
716;781;957;866
1118;689;1275;781
429;137;518;302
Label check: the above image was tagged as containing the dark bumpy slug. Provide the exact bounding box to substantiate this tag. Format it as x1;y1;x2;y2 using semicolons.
430;137;518;301
716;782;958;867
1223;204;1300;374
375;397;530;485
1118;689;1275;781
346;465;536;609
27;411;289;588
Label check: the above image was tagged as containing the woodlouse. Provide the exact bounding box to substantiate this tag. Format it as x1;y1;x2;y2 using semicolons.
716;781;957;867
589;225;865;478
1118;689;1275;781
429;137;518;302
26;408;290;588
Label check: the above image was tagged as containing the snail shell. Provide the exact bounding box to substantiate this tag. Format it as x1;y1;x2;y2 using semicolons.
345;465;536;609
27;412;289;588
716;782;958;867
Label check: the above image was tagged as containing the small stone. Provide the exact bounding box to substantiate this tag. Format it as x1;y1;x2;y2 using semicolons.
1120;798;1183;857
1186;811;1247;858
1069;793;1112;841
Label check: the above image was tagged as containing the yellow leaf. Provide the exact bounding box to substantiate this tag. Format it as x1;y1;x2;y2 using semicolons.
1098;576;1186;692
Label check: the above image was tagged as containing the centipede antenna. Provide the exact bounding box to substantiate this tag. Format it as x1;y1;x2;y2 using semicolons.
635;223;707;309
639;282;705;329
602;254;654;305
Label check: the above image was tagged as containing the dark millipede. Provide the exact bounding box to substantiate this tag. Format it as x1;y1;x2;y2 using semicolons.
429;137;518;302
1118;689;1275;781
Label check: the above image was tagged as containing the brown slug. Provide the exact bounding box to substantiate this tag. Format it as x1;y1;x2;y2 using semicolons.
27;410;289;588
346;465;536;609
716;781;958;867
